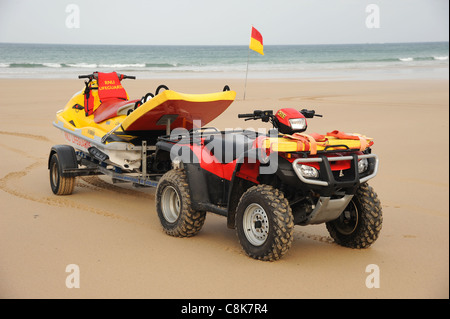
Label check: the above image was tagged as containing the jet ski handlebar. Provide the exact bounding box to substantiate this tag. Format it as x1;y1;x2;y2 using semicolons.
78;74;93;79
78;73;136;81
119;74;136;80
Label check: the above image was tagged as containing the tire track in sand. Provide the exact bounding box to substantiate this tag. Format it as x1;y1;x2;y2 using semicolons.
0;130;154;199
0;130;335;246
78;175;155;199
0;161;145;224
0;128;153;206
0;130;51;142
294;231;335;245
0;142;42;160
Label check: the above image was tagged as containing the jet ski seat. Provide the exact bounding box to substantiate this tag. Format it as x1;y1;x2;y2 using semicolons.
94;99;139;123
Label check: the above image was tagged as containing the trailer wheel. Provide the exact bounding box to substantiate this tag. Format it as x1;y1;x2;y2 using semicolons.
236;185;294;261
156;169;206;237
49;153;75;195
326;183;382;249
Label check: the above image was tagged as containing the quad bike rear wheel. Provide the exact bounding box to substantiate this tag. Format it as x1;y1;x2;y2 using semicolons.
236;185;294;261
156;169;206;237
49;153;75;195
326;183;382;248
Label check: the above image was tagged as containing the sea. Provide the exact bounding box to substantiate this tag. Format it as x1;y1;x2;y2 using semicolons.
0;42;448;80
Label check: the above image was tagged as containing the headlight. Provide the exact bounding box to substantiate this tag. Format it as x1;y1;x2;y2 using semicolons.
299;165;319;178
289;118;307;131
358;158;369;173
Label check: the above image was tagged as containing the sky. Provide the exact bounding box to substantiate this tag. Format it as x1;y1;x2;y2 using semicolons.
0;0;448;45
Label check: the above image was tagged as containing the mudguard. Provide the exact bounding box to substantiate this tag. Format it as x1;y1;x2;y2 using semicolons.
157;140;211;208
48;145;78;175
184;162;210;205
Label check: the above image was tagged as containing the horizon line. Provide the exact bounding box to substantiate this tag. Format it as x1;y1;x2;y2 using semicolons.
1;41;449;47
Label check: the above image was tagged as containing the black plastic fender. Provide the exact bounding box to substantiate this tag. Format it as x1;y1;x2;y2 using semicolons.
48;145;78;175
157;140;211;207
184;162;210;205
275;156;299;187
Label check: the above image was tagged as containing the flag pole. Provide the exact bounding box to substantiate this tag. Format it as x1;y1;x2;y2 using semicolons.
244;45;250;100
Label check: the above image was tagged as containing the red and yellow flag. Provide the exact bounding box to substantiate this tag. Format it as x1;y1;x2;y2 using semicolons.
249;26;264;56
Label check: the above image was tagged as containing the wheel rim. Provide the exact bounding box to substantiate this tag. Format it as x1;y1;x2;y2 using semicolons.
243;203;269;246
161;186;181;223
51;161;59;186
334;200;358;235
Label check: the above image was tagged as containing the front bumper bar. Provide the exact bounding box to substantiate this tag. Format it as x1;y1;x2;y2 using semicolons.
292;154;379;187
292;154;378;225
292;154;379;224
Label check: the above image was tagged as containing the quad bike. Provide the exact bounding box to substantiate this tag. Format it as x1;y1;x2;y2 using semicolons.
49;71;382;262
155;109;382;261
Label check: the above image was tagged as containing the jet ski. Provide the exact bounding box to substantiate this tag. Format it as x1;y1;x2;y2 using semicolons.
53;71;236;170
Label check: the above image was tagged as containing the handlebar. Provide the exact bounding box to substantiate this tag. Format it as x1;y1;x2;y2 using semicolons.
300;109;322;118
238;110;273;122
238;113;255;118
238;109;323;122
78;72;136;81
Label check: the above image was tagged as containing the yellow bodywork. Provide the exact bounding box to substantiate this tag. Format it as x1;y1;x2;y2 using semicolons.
55;99;129;143
54;81;132;143
55;83;237;142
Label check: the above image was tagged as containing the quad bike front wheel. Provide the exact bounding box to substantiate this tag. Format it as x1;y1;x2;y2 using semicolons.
49;153;75;195
236;185;294;261
326;183;382;248
156;169;206;237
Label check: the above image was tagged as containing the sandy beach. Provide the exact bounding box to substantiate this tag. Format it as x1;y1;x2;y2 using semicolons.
0;77;448;299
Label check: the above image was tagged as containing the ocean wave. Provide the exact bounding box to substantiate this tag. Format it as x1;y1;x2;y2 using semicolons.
65;63;98;68
98;63;146;68
314;56;450;64
2;62;181;69
9;62;67;68
316;58;398;64
43;63;62;68
9;63;48;68
145;63;179;68
0;55;447;72
317;57;418;64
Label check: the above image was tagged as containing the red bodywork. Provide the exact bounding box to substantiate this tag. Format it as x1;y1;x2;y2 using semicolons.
180;138;358;184
172;108;361;183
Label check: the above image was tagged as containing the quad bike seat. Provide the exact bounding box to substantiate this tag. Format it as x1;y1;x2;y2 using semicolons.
204;132;255;163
